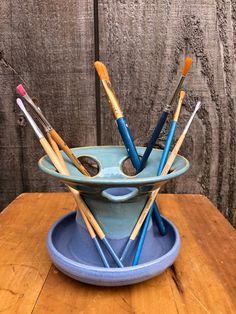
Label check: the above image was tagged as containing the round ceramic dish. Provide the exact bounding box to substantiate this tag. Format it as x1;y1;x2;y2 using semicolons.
47;211;180;286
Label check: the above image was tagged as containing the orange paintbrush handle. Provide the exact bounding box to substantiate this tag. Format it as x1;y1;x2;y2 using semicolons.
48;129;90;176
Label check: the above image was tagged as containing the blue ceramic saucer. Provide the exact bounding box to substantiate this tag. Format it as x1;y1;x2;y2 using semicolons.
47;211;180;286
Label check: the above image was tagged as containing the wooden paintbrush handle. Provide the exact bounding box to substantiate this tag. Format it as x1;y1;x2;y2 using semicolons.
40;136;103;239
47;133;67;170
161;133;185;176
49;129;90;176
130;188;160;240
68;189;96;238
40;137;65;174
47;137;96;238
75;192;105;240
173;91;185;122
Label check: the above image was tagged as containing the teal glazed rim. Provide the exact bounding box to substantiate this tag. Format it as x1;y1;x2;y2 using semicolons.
38;145;190;188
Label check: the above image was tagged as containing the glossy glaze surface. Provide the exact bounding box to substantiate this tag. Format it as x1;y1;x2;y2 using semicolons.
48;211;180;286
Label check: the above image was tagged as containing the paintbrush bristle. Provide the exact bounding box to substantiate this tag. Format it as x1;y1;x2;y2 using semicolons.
180;90;185;98
94;61;110;82
16;84;27;97
195;101;201;111
182;57;192;77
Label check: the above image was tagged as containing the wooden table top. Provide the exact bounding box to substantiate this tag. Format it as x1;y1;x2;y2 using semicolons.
0;193;235;313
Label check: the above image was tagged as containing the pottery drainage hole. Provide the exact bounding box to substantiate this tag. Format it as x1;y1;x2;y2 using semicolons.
122;156;175;176
77;156;100;177
122;157;142;176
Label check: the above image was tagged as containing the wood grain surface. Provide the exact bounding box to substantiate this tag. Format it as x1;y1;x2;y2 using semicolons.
98;0;236;227
0;1;235;227
0;1;96;208
0;193;235;313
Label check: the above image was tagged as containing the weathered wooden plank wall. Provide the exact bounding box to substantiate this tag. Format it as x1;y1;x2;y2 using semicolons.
0;1;96;203
98;0;236;226
0;1;235;226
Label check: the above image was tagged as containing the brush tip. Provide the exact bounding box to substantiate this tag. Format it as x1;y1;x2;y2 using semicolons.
196;101;201;111
182;57;192;76
16;84;27;97
94;61;110;82
180;90;185;98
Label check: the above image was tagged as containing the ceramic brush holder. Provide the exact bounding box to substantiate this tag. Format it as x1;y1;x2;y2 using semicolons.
39;146;189;286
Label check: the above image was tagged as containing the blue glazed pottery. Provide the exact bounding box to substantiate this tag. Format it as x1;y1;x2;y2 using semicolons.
47;211;180;286
39;146;189;285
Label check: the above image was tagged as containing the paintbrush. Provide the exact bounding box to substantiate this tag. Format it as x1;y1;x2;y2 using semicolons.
132;90;185;265
46;139;110;268
16;98;124;268
16;85;90;176
120;101;201;263
95;61;166;236
94;61;140;169
138;58;192;172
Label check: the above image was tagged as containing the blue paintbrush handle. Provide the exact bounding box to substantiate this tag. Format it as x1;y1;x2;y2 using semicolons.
102;237;124;268
132;208;153;266
152;203;165;234
133;121;177;265
138;111;169;172
157;121;177;175
115;116;166;263
117;117;140;170
120;238;133;262
93;236;110;268
116;117;166;237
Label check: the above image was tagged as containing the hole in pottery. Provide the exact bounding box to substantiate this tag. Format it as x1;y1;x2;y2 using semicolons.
77;156;100;177
102;187;138;201
122;156;141;176
167;169;174;174
104;187;136;196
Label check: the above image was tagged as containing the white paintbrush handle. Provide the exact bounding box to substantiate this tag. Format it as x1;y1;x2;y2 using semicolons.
183;101;201;135
16;98;44;139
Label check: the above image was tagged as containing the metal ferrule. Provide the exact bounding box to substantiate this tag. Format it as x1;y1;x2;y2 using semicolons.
102;81;123;119
165;76;185;112
25;94;53;131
